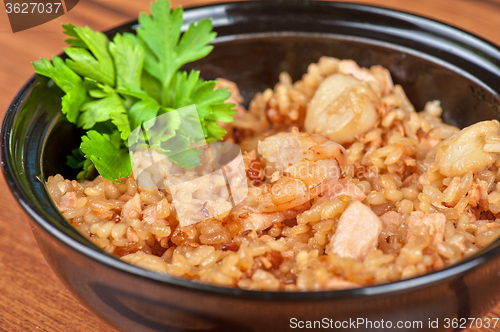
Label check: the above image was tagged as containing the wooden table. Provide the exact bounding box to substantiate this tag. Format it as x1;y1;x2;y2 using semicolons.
1;0;500;330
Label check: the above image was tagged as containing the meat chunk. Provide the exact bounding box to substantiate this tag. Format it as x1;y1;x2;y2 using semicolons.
121;193;142;222
329;200;383;260
246;203;310;232
468;178;489;210
126;226;139;243
407;211;446;245
246;212;285;233
380;211;402;227
142;205;168;226
58;192;77;212
95;211;113;220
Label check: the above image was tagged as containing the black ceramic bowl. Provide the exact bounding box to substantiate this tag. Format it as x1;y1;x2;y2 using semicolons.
4;1;500;331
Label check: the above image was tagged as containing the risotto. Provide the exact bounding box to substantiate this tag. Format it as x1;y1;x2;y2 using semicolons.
46;57;500;291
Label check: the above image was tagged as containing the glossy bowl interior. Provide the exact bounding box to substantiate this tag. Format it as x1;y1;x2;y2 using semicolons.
4;1;500;331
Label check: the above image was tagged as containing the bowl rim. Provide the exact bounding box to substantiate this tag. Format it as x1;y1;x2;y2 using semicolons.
3;0;500;301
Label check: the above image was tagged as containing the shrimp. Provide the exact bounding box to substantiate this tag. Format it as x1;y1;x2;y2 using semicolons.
258;127;346;171
233;130;347;230
256;129;346;211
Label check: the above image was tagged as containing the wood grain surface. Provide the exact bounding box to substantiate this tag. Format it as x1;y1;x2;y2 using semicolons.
1;0;500;331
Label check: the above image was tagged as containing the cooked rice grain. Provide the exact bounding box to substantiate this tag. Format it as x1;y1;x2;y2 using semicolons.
48;57;500;291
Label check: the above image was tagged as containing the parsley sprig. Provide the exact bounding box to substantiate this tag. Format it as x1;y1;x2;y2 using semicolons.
33;0;235;182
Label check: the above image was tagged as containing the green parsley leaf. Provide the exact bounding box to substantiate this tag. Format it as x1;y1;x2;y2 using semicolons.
33;0;236;181
168;148;202;169
128;99;161;133
137;0;216;105
172;70;201;108
77;158;96;180
185;81;231;119
206;102;238;123
109;34;145;90
141;71;162;103
77;88;131;140
80;130;132;182
67;148;85;169
171;71;236;141
63;24;87;48
141;109;181;147
32;57;86;123
116;84;151;100
137;1;182;85
67;148;95;180
123;33;163;103
64;26;115;86
204;120;227;141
